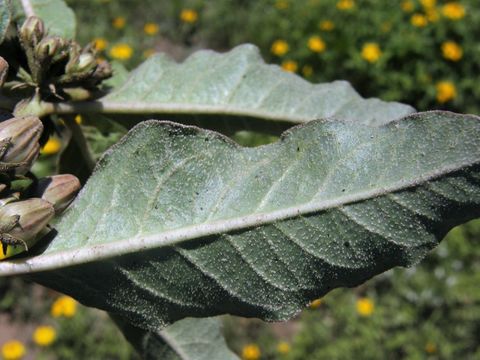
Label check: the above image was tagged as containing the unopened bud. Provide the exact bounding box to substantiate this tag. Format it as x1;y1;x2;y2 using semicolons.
0;57;8;88
92;60;112;81
0;116;43;174
33;174;80;213
35;36;66;61
19;16;45;48
66;53;96;74
0;198;54;253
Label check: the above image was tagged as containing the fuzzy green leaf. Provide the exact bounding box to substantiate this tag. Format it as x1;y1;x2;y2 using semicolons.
1;111;479;334
14;0;76;39
115;317;239;360
0;0;12;45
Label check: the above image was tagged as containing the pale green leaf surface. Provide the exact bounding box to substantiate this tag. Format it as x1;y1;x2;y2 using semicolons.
0;0;11;45
115;317;238;360
1;111;479;333
13;0;75;39
96;45;414;128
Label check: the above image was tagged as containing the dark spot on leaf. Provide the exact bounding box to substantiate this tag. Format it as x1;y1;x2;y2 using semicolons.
344;241;350;248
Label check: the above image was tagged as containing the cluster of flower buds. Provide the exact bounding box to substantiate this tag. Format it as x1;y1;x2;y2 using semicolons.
14;16;112;100
0;115;80;260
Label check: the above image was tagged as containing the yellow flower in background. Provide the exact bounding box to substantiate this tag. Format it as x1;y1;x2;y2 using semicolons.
309;298;322;308
302;65;313;77
441;2;465;20
400;0;414;12
109;43;133;60
420;0;436;8
51;295;77;318
112;16;126;29
307;36;326;53
441;41;463;61
180;9;198;23
356;297;374;316
277;342;291;355
281;60;298;73
436;81;456;103
319;20;335;31
271;40;289;56
425;341;437;354
242;344;261;360
33;326;56;347
93;37;107;51
336;0;355;10
143;23;159;35
75;115;83;124
41;137;61;155
1;340;25;360
275;0;289;10
361;43;382;63
410;13;428;27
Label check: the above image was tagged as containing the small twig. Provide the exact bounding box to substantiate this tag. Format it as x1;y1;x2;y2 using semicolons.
20;0;35;17
64;116;96;172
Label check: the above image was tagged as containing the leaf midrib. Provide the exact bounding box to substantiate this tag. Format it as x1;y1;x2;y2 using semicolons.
0;157;476;276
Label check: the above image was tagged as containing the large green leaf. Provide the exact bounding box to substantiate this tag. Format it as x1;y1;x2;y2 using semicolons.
0;111;479;333
115;317;239;360
0;0;11;45
48;45;414;133
13;0;76;39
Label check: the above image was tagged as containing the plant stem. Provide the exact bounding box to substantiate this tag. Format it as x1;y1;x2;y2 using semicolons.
64;116;96;172
20;0;36;17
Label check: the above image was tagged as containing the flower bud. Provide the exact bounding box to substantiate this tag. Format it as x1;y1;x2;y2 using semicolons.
92;60;112;81
66;53;96;75
0;56;8;88
19;16;45;48
33;174;80;214
0;116;43;174
0;198;54;253
35;36;67;61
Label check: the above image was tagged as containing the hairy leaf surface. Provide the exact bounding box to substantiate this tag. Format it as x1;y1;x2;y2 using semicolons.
0;111;479;333
14;0;76;39
51;45;414;134
0;0;11;45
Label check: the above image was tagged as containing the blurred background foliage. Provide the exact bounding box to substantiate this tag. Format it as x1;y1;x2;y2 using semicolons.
2;0;480;359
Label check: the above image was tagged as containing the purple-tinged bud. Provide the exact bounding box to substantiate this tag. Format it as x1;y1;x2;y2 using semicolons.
0;116;43;174
0;56;8;88
35;36;67;61
19;16;45;48
33;174;80;214
0;198;54;252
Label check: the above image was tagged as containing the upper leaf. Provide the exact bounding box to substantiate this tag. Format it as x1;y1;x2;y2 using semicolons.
1;111;479;333
0;0;11;45
13;0;76;39
92;45;414;130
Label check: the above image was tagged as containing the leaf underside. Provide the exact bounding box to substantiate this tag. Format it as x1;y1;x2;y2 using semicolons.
91;45;414;134
0;111;479;333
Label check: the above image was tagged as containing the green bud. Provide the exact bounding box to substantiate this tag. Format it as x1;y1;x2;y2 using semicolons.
19;16;45;48
0;56;8;88
33;174;80;214
35;36;67;61
66;53;96;75
0;198;54;255
0;116;43;174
